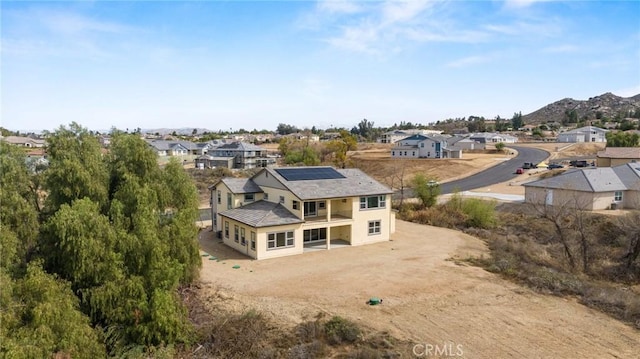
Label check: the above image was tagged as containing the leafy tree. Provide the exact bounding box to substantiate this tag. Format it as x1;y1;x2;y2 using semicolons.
37;128;200;351
412;174;440;208
43;122;109;216
511;112;523;130
327;130;357;168
495;142;506;152
276;123;299;135
0;143;40;266
563;109;578;125
0;262;106;358
606;132;640;147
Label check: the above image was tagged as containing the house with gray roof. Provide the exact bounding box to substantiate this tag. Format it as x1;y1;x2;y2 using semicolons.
391;134;462;159
210;141;276;169
523;163;640;210
596;147;640;167
209;166;395;260
557;126;608;143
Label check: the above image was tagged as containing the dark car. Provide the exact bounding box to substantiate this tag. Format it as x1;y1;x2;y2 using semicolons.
548;163;564;169
522;162;538;169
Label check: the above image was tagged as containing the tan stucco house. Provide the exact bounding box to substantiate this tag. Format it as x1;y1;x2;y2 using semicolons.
523;163;640;210
596;147;640;167
209;167;396;260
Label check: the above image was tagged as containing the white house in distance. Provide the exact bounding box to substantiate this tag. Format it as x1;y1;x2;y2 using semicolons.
378;129;443;144
209;166;395;260
557;126;608;143
523;163;640;210
468;132;518;144
391;134;462;159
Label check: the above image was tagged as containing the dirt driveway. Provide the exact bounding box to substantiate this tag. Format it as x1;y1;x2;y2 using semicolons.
197;220;639;358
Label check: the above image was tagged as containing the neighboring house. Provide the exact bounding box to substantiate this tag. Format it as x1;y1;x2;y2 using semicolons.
523;163;640;210
391;134;462;159
446;136;484;151
209;166;395;260
597;147;640;167
468;132;518;144
146;140;191;157
1;136;46;148
146;139;226;157
210;141;275;169
378;129;442;144
195;155;234;169
557;126;608;143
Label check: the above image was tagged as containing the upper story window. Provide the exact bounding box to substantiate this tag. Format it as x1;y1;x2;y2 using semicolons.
217;190;221;204
227;193;232;209
293;200;299;210
360;195;386;210
244;193;255;202
264;192;269;201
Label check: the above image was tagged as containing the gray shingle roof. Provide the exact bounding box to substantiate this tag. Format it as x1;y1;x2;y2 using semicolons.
612;162;640;190
263;167;392;200
597;147;640;159
524;167;628;192
219;200;303;228
221;178;263;194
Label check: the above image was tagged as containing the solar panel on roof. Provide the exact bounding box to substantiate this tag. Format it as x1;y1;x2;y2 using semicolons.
275;167;346;181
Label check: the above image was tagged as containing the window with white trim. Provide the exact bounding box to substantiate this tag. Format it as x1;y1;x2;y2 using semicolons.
293;200;299;210
250;231;256;250
217;190;221;204
267;231;294;249
264;192;269;200
244;193;255;202
279;196;285;204
227;193;232;209
224;221;229;238
234;225;239;243
614;191;623;201
360;195;386;210
368;220;381;235
240;227;246;245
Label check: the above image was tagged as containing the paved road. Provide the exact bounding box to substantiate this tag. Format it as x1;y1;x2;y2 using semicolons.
394;146;550;199
439;146;549;194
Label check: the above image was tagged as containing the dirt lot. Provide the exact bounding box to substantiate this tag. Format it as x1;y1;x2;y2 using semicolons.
197;220;639;358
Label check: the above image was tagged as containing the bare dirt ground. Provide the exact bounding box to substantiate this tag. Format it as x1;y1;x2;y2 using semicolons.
197;220;639;358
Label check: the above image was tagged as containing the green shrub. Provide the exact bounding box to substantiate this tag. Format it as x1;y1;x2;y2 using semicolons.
460;198;497;229
324;316;361;345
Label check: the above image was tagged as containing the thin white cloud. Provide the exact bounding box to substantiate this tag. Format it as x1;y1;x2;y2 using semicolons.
445;55;492;68
484;19;561;38
381;0;434;25
317;0;363;14
543;44;580;53
39;10;135;35
503;0;551;9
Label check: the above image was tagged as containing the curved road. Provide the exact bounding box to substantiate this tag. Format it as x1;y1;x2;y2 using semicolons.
439;146;549;194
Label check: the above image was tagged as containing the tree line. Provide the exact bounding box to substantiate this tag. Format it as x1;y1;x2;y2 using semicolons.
1;123;201;357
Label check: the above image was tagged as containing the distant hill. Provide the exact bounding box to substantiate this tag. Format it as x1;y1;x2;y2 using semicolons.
522;92;640;124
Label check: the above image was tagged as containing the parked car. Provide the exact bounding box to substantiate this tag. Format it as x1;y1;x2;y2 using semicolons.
522;162;538;169
548;163;564;169
570;160;589;167
516;168;524;174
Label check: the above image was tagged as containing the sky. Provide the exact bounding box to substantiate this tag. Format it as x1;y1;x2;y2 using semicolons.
2;0;639;133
